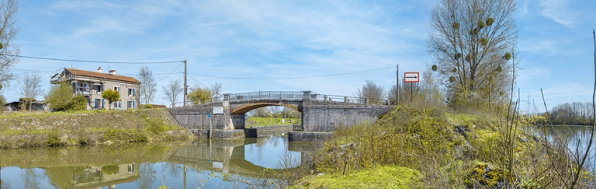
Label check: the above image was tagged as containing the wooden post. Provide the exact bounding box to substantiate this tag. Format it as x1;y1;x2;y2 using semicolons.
410;82;413;106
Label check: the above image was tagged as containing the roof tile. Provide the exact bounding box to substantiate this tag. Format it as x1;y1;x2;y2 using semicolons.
65;68;141;84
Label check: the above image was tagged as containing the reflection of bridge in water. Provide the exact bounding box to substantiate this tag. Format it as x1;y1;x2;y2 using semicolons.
166;137;319;179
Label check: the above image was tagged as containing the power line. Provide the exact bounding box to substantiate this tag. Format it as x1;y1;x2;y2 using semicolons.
157;63;184;83
188;75;208;88
3;54;183;64
10;68;183;76
187;65;396;80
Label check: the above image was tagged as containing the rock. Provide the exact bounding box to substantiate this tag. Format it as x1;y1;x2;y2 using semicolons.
454;125;467;138
340;142;356;150
454;145;464;160
317;173;326;176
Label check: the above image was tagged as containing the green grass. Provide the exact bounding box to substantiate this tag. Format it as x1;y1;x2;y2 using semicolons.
246;116;300;127
0;109;193;148
292;165;422;189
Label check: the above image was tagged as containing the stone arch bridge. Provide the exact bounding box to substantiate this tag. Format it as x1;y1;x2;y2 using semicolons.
168;91;392;135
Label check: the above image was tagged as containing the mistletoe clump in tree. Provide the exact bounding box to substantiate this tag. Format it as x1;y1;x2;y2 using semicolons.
428;0;517;109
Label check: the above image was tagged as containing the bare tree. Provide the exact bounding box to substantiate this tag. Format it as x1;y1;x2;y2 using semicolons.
428;0;517;108
162;79;182;108
17;72;43;110
0;0;20;93
138;66;157;105
210;82;222;102
249;107;270;117
355;80;385;105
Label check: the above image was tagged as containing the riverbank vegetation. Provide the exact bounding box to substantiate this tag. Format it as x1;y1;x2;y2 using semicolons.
287;105;594;188
547;101;594;125
0;109;194;149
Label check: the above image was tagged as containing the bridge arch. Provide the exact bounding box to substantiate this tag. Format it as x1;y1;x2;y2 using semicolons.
231;102;299;114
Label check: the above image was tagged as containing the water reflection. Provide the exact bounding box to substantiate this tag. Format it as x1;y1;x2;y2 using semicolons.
542;125;596;171
0;135;321;189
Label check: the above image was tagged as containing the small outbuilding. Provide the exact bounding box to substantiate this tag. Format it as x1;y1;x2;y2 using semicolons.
4;98;46;111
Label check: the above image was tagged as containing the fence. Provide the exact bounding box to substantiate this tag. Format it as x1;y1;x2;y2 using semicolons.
226;91;305;101
223;91;367;104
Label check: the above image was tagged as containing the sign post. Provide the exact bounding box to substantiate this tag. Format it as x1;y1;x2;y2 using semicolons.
403;72;420;105
208;113;212;140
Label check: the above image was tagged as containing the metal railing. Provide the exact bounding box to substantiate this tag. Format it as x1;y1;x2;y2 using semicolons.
221;91;367;105
227;91;304;101
75;87;91;96
312;94;366;104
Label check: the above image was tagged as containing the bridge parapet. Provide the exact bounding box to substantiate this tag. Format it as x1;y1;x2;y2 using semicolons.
224;91;305;101
222;91;367;105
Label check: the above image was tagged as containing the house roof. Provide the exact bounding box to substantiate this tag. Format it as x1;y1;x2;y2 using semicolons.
65;68;141;84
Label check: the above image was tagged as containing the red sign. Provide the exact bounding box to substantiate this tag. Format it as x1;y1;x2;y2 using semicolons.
403;72;419;83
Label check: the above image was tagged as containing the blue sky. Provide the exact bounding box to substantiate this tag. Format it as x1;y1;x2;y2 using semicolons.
4;0;596;112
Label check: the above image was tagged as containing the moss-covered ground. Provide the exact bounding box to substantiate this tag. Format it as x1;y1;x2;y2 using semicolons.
292;165;422;189
0;109;194;148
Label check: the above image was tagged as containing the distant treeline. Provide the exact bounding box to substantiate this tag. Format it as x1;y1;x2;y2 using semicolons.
547;101;594;125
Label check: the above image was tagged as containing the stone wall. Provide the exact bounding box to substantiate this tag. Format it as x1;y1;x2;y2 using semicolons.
288;131;333;141
244;125;293;137
301;105;393;132
168;106;231;130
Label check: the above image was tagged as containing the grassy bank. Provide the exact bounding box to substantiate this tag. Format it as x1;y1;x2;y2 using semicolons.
289;106;593;188
246;116;300;127
0;109;194;149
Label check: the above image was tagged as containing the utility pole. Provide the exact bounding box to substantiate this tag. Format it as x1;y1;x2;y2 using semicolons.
396;64;399;106
184;60;187;107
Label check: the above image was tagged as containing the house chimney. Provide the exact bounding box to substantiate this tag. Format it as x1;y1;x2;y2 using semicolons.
109;70;116;75
97;67;103;73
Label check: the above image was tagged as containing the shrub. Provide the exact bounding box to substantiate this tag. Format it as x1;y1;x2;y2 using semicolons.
46;132;65;147
46;82;74;111
69;95;88;111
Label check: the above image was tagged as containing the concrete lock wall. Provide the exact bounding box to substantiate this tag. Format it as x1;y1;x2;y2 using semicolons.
231;114;245;129
301;105;393;132
169;106;232;130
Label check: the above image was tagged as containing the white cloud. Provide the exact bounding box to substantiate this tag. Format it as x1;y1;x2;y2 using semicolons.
539;0;579;28
518;66;551;82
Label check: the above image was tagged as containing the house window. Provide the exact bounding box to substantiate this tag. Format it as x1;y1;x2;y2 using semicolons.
113;101;121;109
113;86;120;94
94;98;103;109
127;101;135;109
128;164;135;173
80;83;88;93
128;88;135;96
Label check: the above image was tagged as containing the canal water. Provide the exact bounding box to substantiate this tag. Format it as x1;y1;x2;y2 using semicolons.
543;125;596;171
0;135;323;189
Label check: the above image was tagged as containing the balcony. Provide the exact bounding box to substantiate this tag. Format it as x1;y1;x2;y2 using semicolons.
75;87;91;96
